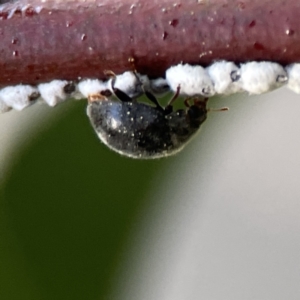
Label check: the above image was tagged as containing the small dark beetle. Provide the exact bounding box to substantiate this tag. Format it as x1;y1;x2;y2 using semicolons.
86;72;225;159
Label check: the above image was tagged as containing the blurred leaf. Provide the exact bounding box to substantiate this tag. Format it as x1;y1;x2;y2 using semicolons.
0;100;170;300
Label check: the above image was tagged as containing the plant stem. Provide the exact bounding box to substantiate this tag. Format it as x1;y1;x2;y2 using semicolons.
0;0;299;85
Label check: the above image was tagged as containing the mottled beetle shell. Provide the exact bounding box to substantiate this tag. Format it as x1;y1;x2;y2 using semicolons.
87;100;207;159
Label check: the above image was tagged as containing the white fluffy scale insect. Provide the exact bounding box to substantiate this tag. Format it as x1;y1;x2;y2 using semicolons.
38;80;78;107
110;72;171;97
0;85;39;111
285;63;300;94
77;79;108;98
0;60;299;114
206;61;242;95
108;71;149;99
166;63;215;97
0;98;11;113
236;61;288;94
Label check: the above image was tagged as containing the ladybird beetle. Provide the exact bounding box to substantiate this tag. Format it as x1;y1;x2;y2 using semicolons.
86;71;226;159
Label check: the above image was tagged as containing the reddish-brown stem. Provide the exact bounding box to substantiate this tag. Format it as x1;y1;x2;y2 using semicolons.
0;0;299;85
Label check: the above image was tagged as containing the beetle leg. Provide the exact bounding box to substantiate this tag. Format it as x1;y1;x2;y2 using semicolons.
127;58;164;109
113;87;134;103
207;107;229;112
164;85;181;114
144;90;164;112
168;85;181;106
104;70;133;102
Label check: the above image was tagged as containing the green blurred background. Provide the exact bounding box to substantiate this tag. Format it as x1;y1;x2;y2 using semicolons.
2;88;300;300
0;99;173;300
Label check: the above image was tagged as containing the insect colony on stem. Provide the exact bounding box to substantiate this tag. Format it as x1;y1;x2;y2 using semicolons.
0;61;297;158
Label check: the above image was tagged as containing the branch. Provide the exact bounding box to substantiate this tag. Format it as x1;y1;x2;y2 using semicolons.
0;0;299;85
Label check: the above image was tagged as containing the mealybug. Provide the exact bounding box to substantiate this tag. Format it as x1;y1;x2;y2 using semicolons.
0;85;40;111
206;61;242;95
78;79;109;99
236;61;288;94
38;80;76;107
286;63;300;94
166;64;215;97
108;71;149;99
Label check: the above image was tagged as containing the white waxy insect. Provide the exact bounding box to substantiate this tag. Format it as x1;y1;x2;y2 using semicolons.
0;85;40;111
166;63;215;97
149;78;170;95
0;98;11;113
206;60;242;95
108;71;150;99
236;61;288;94
285;63;300;94
38;80;76;106
78;79;109;98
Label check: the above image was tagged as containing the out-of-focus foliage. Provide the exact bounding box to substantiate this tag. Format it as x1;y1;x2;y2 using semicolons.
0;100;170;300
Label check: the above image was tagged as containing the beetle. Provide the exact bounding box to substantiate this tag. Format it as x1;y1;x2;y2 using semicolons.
86;71;226;159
